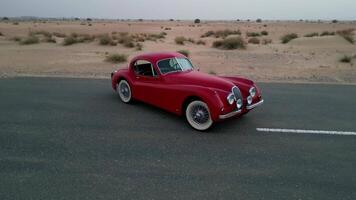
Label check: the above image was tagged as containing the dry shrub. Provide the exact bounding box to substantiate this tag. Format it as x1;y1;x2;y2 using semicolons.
202;29;241;38
246;32;261;37
248;37;260;44
320;31;335;36
53;32;67;38
304;32;319;37
281;33;298;44
20;36;39;45
261;38;272;45
196;40;206;45
337;29;354;44
213;36;246;50
339;55;352;63
105;54;127;63
261;31;268;36
175;36;186;45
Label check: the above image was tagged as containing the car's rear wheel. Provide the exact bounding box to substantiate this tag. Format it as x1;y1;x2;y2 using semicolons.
117;80;132;103
186;100;213;131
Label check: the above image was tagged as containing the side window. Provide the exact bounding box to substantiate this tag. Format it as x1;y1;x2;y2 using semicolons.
133;60;157;77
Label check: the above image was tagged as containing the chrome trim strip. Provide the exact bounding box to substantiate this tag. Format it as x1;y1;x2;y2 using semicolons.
219;109;242;120
246;99;264;110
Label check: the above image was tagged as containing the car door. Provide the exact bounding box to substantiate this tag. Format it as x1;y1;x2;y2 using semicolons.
132;60;163;105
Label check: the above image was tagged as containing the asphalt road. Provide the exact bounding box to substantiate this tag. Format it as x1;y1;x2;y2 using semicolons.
0;77;356;200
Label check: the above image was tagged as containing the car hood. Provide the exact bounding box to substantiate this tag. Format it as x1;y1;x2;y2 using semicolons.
163;71;235;92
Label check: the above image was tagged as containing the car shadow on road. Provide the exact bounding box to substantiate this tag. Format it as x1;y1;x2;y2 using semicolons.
107;92;254;135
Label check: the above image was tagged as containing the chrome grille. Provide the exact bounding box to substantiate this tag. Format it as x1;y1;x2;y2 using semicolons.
232;86;242;101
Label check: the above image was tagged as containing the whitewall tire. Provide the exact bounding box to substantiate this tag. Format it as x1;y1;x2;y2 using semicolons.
117;80;132;103
186;101;213;131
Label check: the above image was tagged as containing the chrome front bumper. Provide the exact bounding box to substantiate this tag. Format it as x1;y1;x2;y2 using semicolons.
246;99;264;110
218;99;264;120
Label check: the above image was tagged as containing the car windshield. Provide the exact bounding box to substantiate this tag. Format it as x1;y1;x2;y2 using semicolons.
157;57;194;74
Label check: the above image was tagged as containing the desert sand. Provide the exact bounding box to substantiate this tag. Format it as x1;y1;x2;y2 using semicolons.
0;20;355;84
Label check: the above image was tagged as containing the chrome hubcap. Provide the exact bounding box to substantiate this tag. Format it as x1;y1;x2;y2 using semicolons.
191;105;209;124
120;83;130;98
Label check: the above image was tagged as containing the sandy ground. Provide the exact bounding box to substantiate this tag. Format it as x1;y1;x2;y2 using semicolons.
0;20;356;84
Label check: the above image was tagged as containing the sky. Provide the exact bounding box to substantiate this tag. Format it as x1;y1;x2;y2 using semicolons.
1;0;356;20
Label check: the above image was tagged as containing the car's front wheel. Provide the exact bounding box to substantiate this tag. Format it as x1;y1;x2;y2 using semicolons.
186;100;213;131
117;80;132;103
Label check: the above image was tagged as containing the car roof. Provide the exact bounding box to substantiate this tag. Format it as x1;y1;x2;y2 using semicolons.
131;52;186;64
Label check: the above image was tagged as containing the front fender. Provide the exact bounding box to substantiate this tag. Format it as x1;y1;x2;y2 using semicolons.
178;86;226;121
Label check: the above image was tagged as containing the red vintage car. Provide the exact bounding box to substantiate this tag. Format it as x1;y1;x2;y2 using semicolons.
111;52;263;131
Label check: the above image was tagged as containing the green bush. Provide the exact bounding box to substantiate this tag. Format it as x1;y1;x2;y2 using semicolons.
281;33;298;44
304;32;319;37
177;50;190;57
212;36;246;50
105;54;127;63
20;36;39;45
194;19;201;23
175;36;186;45
248;37;260;44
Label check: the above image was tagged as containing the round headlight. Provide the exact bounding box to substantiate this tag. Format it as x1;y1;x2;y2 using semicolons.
236;99;242;109
247;96;253;105
249;87;256;98
227;93;235;105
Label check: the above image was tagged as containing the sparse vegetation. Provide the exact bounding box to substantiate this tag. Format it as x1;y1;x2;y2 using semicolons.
337;29;355;44
11;36;22;42
248;37;260;44
212;36;246;50
201;29;241;38
135;43;143;51
196;40;206;45
53;32;67;38
339;55;352;63
175;36;186;45
177;50;190;57
105;54;127;63
256;19;262;23
99;34;114;45
281;33;298;44
63;36;77;46
13;22;19;25
246;32;261;37
20;36;40;45
261;31;269;36
261;38;272;45
320;31;335;36
304;32;319;37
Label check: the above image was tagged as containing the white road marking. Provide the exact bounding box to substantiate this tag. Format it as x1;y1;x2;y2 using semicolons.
256;128;356;136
